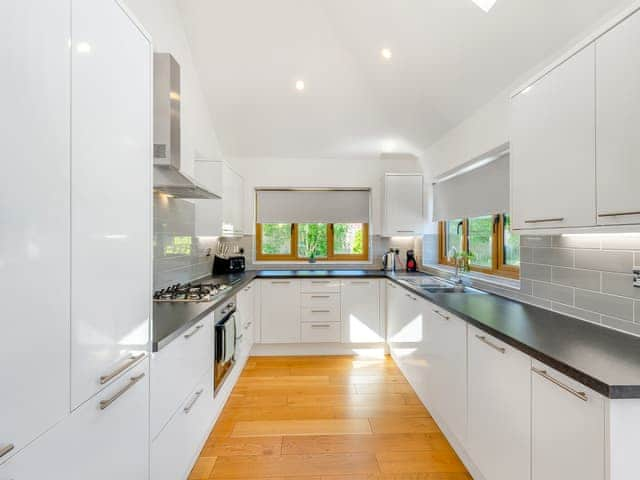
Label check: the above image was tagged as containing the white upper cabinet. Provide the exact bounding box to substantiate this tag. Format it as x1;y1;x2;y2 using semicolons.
341;279;383;343
70;0;151;408
383;174;424;237
511;44;596;230
223;163;244;236
260;280;301;343
467;326;531;480
596;10;640;225
531;361;605;480
0;0;71;463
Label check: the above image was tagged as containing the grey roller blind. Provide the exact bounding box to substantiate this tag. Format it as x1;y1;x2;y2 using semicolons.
256;189;370;224
433;154;509;221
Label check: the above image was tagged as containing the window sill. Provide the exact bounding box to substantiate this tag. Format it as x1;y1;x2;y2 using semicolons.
421;264;521;291
254;260;374;266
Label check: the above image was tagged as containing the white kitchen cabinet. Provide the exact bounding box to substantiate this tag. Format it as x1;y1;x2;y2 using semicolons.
341;279;383;343
510;44;596;230
595;10;640;225
0;0;71;464
423;306;467;444
151;316;213;439
383;174;424;237
70;0;151;408
260;280;301;343
222;163;244;236
531;361;605;480
1;359;149;480
237;282;256;356
467;326;531;480
151;370;213;480
194;160;223;237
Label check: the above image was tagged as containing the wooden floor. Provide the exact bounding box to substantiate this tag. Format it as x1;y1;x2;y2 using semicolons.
190;354;471;479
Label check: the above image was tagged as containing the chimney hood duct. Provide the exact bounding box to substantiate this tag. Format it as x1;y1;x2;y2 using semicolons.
153;53;219;199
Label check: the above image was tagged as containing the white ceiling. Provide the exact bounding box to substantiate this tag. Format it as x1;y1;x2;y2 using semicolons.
177;0;631;160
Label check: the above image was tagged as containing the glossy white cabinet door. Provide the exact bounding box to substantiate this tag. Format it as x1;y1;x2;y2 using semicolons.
596;10;640;225
341;280;383;343
222;163;244;236
511;45;596;230
260;280;301;343
253;281;262;343
532;361;605;480
70;0;151;408
194;160;223;237
237;282;255;355
383;174;424;236
0;0;71;464
467;326;531;480
387;284;423;387
423;307;467;444
1;360;149;480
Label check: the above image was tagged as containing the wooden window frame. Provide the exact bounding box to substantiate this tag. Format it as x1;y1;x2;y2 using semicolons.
256;223;369;262
439;214;519;279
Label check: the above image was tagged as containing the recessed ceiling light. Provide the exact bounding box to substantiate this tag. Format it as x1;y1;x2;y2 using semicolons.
381;48;392;60
295;80;305;91
472;0;497;12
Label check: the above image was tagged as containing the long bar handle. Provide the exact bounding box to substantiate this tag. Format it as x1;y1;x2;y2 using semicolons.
183;389;205;414
0;444;15;459
351;281;371;285
524;217;565;224
433;309;450;320
99;352;146;385
99;373;145;410
271;281;291;284
405;293;417;301
184;324;204;339
532;367;588;402
311;295;331;298
598;211;640;218
311;280;331;284
310;324;331;328
311;309;331;313
475;335;506;354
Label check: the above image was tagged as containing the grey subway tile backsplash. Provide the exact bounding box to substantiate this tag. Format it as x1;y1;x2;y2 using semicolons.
575;289;634;321
531;281;574;305
532;248;574;267
451;233;640;337
602;273;640;300
521;263;552;282
575;250;634;274
551;303;601;324
551;266;601;291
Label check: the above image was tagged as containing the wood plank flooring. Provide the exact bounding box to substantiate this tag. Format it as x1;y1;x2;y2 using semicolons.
190;354;471;479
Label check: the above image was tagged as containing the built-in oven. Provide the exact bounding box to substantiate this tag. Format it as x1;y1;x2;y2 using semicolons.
214;296;238;394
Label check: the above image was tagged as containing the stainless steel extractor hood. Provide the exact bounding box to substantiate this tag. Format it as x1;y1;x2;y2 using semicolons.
153;53;219;199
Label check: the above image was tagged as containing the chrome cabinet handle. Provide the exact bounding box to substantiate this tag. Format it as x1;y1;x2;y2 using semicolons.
99;373;145;410
311;309;331;313
0;444;15;459
598;211;640;218
311;280;331;284
433;310;450;320
475;335;506;354
184;388;205;414
396;230;415;233
532;367;588;402
388;283;396;288
184;324;204;339
272;281;291;284
244;321;253;330
310;324;331;328
524;217;564;224
311;295;331;298
405;293;417;301
235;334;244;341
99;353;146;385
351;281;371;285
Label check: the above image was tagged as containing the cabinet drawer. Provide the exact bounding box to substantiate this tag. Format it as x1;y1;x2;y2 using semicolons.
300;322;341;343
300;279;340;293
150;316;212;439
301;306;340;323
300;293;340;309
151;371;213;480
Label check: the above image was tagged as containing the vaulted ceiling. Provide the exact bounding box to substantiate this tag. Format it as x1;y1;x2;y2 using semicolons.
177;0;631;160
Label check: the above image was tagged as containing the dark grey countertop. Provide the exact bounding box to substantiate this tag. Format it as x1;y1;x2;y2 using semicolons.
152;269;640;399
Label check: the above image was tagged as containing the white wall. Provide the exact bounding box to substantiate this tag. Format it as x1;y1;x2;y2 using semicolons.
230;156;423;235
123;0;223;176
420;1;638;180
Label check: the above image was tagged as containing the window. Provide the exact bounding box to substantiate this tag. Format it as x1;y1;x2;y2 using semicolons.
256;223;369;261
439;214;519;279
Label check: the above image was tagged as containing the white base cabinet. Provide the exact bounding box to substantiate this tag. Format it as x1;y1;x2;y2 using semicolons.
341;279;383;343
467;326;531;480
260;280;301;343
531;361;605;480
1;360;149;480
